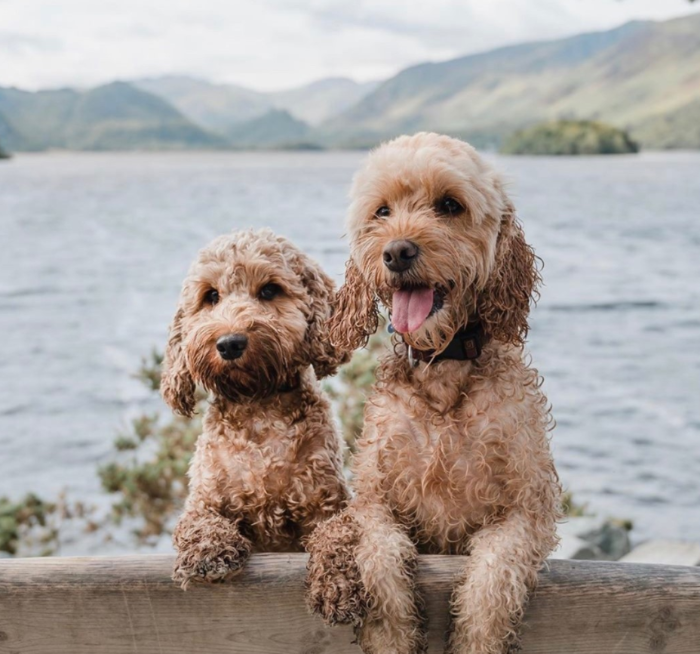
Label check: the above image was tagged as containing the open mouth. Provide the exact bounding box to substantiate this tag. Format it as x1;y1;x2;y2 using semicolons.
391;285;446;334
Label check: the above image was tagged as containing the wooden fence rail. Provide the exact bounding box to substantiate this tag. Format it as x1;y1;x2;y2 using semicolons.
1;554;699;653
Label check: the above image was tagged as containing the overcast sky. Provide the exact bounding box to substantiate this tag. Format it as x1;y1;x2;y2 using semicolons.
1;0;699;92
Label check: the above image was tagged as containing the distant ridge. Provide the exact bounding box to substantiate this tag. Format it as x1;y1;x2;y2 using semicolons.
268;77;380;126
134;75;378;132
0;110;20;155
227;109;312;148
1;13;699;151
318;13;700;150
134;76;272;135
0;82;225;151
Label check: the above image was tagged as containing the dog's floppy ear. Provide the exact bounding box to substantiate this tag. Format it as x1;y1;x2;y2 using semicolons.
478;200;541;346
297;254;351;379
160;307;196;417
327;258;379;354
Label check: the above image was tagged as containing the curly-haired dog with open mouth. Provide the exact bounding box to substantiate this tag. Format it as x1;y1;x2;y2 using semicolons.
306;133;562;654
161;228;349;588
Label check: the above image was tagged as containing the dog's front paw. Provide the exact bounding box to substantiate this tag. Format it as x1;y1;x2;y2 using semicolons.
172;512;252;588
306;513;368;625
174;541;251;587
307;552;367;625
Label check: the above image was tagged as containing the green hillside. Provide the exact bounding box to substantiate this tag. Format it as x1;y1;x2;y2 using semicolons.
0;88;77;150
501;120;639;155
134;76;271;135
0;111;19;155
319;13;700;150
227;109;312;149
0;82;226;151
1;13;699;152
631;99;700;149
136;76;378;132
268;77;379;126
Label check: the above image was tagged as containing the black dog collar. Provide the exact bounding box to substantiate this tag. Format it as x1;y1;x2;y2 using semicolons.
390;321;487;363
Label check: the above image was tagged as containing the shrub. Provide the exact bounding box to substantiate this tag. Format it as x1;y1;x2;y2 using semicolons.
501;120;639;155
1;332;589;555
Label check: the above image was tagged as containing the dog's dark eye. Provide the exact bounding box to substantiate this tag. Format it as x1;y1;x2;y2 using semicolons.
203;288;220;305
374;205;391;218
258;283;282;301
435;196;464;216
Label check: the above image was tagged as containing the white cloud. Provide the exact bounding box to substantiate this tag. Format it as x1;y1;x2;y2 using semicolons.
0;0;698;91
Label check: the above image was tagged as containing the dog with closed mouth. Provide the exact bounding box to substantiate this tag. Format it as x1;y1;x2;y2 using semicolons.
306;133;562;654
161;228;349;587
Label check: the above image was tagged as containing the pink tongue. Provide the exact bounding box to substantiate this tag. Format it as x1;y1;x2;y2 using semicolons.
392;288;435;333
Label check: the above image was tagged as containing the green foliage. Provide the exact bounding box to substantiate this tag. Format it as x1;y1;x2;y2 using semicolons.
2;334;594;555
96;336;391;541
325;331;389;461
0;114;10;158
561;491;587;518
97;336;390;539
97;352;206;541
0;493;89;556
98;334;592;542
501;120;639;155
0;494;56;555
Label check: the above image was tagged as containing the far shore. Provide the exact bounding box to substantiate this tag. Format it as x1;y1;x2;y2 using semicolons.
3;147;700;158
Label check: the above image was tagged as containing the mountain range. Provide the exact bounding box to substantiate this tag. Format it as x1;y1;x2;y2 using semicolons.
1;12;699;152
0;82;225;151
322;13;700;149
134;76;379;133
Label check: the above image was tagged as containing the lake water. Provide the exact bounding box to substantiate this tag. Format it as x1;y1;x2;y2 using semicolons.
1;151;699;550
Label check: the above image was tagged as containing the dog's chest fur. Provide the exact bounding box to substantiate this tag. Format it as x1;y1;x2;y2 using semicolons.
191;398;344;550
364;358;536;553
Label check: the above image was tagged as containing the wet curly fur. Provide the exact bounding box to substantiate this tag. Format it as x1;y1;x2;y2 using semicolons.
161;228;349;588
305;512;368;625
306;134;562;654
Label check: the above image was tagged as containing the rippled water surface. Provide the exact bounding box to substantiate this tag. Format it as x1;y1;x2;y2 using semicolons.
1;151;699;547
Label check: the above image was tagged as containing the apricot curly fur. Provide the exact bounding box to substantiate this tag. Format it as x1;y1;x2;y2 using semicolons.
172;509;252;588
478;200;541;347
308;133;562;654
328;258;379;352
305;512;369;626
162;229;349;588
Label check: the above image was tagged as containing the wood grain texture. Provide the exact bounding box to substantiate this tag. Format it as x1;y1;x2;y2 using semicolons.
0;554;699;654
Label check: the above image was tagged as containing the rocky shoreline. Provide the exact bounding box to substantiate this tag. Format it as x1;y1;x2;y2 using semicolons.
551;516;700;565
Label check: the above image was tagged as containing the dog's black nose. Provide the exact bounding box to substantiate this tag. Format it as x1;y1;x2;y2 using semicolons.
216;334;248;360
383;240;419;273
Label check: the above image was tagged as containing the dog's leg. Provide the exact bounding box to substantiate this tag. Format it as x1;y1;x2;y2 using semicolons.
353;501;426;654
306;502;425;654
446;509;556;654
172;505;252;588
306;509;368;626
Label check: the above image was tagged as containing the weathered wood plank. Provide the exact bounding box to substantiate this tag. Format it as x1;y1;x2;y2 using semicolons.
0;554;698;654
